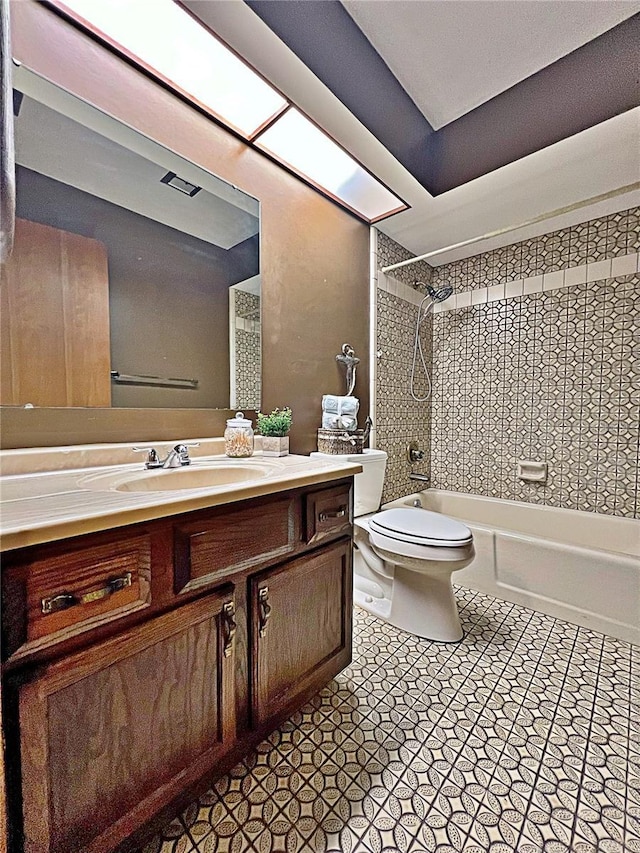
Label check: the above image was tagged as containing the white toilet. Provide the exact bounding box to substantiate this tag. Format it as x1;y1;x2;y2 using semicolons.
312;449;474;641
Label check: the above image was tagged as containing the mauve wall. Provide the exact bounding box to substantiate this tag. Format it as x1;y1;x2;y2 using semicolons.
429;207;639;517
5;1;369;452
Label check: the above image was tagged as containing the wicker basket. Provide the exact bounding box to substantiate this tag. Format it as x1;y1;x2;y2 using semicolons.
317;428;365;455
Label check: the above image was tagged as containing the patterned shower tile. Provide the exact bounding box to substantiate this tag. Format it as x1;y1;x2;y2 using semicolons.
430;267;639;518
377;232;434;291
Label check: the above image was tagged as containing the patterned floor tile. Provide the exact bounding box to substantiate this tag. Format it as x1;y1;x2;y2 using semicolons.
139;818;198;853
136;591;637;853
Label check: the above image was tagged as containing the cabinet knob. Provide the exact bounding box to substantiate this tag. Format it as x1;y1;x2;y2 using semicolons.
258;587;271;638
222;601;236;658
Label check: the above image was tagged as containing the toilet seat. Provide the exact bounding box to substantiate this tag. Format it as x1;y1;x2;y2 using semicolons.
369;508;472;547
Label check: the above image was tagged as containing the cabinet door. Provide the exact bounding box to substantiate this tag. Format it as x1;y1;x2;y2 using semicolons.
250;540;352;727
18;589;237;853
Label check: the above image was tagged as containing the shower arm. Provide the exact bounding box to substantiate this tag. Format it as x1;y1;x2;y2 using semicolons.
380;182;640;274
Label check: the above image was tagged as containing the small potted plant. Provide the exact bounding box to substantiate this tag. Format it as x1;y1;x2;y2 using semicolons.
257;407;292;456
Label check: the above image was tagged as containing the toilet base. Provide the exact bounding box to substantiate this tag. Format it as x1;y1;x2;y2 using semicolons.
353;530;471;642
389;566;463;642
354;586;392;620
353;560;463;642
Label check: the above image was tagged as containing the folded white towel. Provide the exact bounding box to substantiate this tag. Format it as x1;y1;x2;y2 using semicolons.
322;395;359;416
322;413;339;429
340;416;358;431
322;395;340;413
322;413;358;431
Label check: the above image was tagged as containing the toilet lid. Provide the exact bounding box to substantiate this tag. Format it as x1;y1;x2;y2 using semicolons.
369;508;472;547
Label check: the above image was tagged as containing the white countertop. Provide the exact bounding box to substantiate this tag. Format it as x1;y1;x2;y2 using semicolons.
0;450;362;551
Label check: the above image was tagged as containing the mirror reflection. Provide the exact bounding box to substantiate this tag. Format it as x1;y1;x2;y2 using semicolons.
1;69;261;410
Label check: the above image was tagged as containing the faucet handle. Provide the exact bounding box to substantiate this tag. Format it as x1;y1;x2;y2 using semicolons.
132;446;162;468
173;442;200;465
407;441;425;464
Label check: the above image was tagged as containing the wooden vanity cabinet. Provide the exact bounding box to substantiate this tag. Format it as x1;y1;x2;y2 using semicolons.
250;541;352;727
18;589;237;853
2;531;152;662
1;479;354;853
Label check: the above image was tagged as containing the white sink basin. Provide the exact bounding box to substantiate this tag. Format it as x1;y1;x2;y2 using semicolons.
79;460;278;493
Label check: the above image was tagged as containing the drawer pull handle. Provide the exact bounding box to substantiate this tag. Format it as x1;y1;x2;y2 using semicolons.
222;601;236;658
319;507;347;522
258;586;271;638
105;572;133;594
41;593;76;615
41;572;133;615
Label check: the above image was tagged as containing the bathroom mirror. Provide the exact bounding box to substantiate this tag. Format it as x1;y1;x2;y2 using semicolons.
1;66;261;410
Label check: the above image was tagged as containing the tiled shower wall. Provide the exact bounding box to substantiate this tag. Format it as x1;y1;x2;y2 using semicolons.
429;207;639;517
374;233;432;503
375;208;639;516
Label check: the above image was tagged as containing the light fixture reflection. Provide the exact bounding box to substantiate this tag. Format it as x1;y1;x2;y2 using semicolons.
57;0;287;136
256;109;406;221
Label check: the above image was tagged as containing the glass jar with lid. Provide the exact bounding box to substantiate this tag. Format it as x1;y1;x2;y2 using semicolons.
224;412;254;458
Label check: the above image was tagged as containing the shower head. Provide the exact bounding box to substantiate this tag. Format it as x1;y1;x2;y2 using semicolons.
426;284;453;303
411;284;453;401
415;282;453;326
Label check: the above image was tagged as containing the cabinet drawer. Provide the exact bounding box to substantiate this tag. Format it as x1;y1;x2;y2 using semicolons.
305;484;352;545
174;495;298;594
3;534;151;657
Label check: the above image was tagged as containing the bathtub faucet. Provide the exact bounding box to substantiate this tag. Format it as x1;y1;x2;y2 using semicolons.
407;441;425;463
409;472;430;484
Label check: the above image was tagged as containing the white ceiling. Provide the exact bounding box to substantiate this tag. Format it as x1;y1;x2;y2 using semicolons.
381;107;640;265
342;0;640;129
183;1;640;261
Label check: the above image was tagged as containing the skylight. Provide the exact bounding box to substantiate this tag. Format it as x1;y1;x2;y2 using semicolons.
53;0;408;222
255;109;406;221
56;0;287;137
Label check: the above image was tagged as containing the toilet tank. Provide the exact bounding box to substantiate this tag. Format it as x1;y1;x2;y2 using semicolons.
310;449;387;517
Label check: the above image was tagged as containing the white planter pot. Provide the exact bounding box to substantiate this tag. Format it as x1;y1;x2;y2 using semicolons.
261;436;289;456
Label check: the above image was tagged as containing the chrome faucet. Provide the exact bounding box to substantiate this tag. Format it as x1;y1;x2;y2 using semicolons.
161;443;200;468
133;442;200;469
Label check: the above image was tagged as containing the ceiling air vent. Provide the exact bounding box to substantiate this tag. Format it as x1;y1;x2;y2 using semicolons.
160;172;202;197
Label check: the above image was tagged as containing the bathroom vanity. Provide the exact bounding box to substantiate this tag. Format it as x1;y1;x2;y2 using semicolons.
0;448;360;853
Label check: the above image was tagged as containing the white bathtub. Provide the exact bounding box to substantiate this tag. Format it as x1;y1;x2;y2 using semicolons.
385;489;640;645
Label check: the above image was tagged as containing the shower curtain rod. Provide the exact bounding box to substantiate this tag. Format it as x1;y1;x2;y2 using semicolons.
380;182;640;274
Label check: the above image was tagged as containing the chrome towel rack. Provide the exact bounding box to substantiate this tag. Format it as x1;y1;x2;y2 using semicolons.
110;370;198;390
